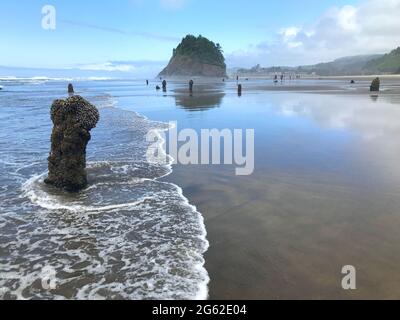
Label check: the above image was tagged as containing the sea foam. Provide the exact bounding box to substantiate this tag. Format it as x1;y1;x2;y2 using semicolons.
1;101;209;300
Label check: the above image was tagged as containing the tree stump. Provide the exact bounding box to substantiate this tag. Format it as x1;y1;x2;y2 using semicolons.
370;77;380;92
45;95;99;192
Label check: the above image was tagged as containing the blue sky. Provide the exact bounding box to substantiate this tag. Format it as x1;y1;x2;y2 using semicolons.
1;0;399;77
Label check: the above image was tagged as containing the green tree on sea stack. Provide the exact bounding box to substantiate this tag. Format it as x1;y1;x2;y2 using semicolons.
159;35;228;77
173;35;226;67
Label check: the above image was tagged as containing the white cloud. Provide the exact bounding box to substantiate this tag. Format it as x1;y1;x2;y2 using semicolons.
76;60;167;78
227;0;400;67
79;62;136;72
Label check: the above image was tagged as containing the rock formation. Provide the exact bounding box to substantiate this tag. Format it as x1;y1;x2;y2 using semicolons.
158;35;227;78
68;83;74;94
45;95;99;192
370;77;380;92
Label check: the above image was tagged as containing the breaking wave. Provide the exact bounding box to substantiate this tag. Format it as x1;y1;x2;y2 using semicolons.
0;104;209;300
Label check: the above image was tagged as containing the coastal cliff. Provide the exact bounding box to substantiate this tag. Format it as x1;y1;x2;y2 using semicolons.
159;35;227;78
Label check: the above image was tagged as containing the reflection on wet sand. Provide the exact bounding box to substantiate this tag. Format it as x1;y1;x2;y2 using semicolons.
162;90;400;299
271;94;400;179
172;83;226;112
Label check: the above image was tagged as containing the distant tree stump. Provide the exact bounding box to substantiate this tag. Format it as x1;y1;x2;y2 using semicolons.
238;84;242;96
370;77;380;92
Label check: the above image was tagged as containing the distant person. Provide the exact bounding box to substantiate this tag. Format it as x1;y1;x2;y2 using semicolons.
146;80;149;85
68;83;74;94
162;80;167;92
238;84;242;97
189;79;194;92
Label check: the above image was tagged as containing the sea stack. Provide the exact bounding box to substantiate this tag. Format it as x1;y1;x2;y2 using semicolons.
158;35;227;78
45;95;100;192
68;83;74;94
370;77;380;92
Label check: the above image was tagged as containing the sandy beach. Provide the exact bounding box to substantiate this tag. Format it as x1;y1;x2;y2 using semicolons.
156;80;400;299
2;78;400;300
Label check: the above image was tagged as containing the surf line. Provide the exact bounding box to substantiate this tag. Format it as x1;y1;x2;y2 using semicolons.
146;121;255;176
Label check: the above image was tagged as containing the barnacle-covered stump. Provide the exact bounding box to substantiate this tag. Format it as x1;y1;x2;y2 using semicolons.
45;95;100;192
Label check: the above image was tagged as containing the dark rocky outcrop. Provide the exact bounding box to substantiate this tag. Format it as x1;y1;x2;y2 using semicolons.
159;35;227;78
68;83;74;94
370;77;380;92
45;95;99;192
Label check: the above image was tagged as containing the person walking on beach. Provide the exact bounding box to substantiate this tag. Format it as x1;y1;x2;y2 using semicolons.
189;79;194;93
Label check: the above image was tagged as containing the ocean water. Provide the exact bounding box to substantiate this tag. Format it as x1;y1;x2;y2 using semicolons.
0;79;209;300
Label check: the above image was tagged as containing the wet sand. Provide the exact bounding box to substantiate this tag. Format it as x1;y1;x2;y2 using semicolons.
154;82;400;300
167;165;400;299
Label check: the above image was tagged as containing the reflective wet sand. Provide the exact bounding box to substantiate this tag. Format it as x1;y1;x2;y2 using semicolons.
133;81;400;299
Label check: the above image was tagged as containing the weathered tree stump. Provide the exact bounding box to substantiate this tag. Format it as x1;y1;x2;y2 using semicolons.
68;83;74;94
370;77;380;92
45;95;99;192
